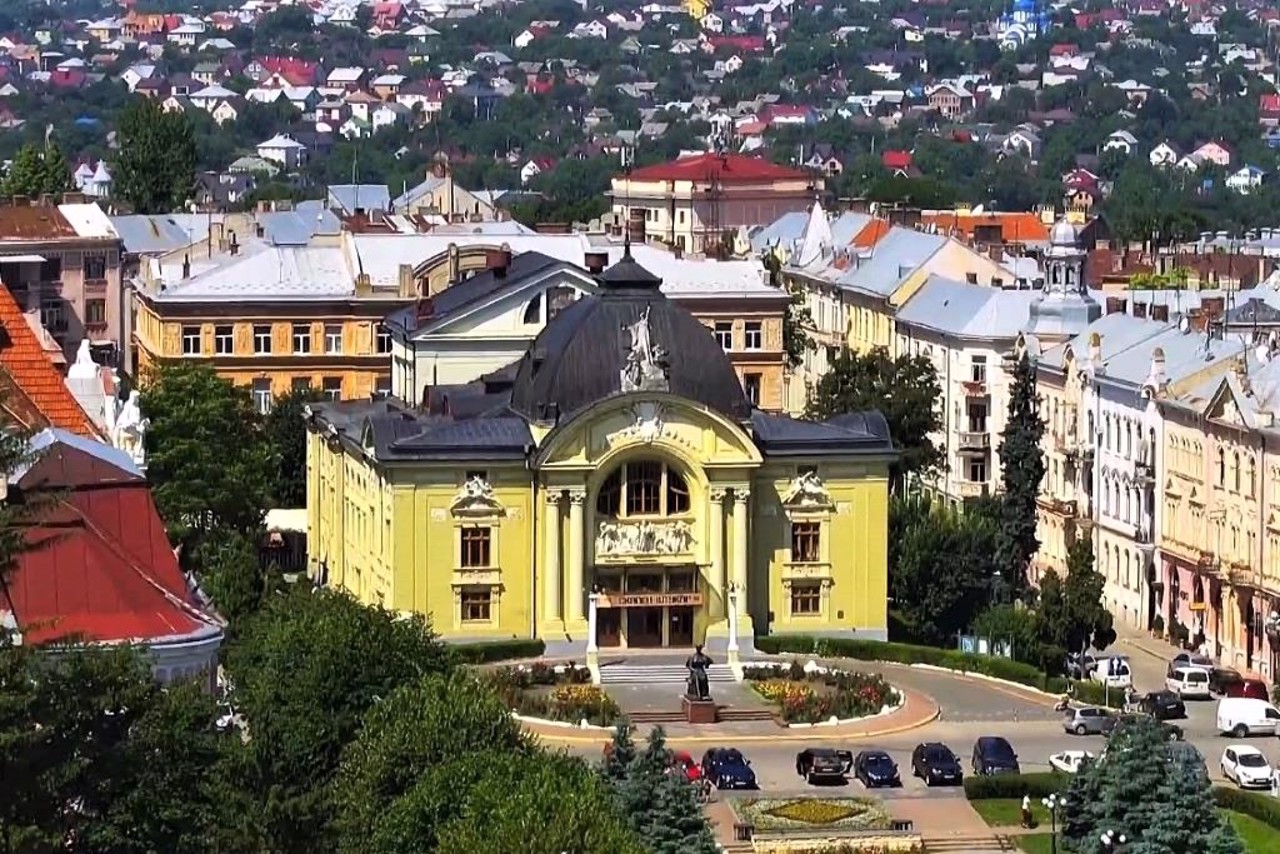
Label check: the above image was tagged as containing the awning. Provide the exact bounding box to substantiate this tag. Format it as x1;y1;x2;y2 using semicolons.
0;254;46;263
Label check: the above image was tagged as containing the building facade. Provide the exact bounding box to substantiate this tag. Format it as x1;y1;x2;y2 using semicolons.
306;252;894;653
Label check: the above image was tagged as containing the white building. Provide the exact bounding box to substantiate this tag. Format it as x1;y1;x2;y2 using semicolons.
256;134;308;170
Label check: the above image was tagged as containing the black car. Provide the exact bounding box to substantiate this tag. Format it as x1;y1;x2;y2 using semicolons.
853;750;901;788
911;742;963;787
1140;690;1187;721
1101;713;1183;742
795;748;853;784
1208;667;1243;697
971;736;1020;776
701;747;757;790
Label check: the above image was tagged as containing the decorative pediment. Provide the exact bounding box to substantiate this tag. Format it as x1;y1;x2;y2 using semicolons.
607;401;669;447
1204;379;1247;428
596;519;694;559
450;475;504;517
781;471;832;510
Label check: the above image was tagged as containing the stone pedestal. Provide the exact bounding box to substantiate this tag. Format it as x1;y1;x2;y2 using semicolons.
682;695;718;724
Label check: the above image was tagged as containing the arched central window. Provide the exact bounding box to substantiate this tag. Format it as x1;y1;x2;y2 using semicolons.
596;460;690;518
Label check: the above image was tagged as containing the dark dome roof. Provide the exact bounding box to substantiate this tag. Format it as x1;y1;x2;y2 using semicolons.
509;250;752;423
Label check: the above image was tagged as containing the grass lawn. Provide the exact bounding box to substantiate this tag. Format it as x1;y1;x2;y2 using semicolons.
1016;835;1055;854
969;798;1053;829
1227;810;1279;854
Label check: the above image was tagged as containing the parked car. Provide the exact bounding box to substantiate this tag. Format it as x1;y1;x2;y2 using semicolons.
701;748;757;790
1064;706;1114;736
669;750;703;782
1208;667;1244;697
1139;690;1186;720
1048;750;1094;774
853;750;900;788
1221;745;1273;789
795;748;853;784
971;736;1020;776
1217;697;1280;738
1102;713;1183;741
1171;651;1215;669
1065;653;1098;680
1165;665;1212;699
1222;678;1271;702
911;743;963;787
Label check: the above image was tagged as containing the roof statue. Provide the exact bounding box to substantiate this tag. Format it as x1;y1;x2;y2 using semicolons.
109;390;150;470
620;305;670;392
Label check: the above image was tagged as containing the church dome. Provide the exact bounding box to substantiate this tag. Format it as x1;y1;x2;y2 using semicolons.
1049;217;1079;248
509;250;752;423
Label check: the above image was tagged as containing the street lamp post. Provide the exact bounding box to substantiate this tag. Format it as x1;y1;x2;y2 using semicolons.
1041;793;1066;854
1100;829;1127;852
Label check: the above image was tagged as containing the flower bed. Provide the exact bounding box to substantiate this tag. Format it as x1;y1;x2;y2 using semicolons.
734;798;893;833
484;662;621;726
743;661;900;724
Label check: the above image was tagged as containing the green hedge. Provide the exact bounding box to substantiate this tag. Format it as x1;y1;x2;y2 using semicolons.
452;638;546;664
964;772;1067;801
755;636;1052;691
1044;677;1125;709
1213;787;1280;829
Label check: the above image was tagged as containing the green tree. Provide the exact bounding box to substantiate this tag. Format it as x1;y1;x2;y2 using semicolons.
225;588;452;853
263;387;325;507
1037;537;1116;667
112;97;197;214
600;726;717;854
806;347;944;491
140;362;274;550
1;139;71;197
194;528;270;627
1062;717;1243;854
331;672;532;850
994;352;1044;601
889;496;1000;645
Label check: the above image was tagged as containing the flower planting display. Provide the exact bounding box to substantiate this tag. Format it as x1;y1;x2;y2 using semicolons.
485;662;621;726
742;661;899;724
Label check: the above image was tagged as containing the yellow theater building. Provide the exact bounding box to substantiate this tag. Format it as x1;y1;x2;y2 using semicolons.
305;251;895;653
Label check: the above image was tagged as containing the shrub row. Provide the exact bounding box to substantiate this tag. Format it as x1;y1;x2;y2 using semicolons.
1213;786;1280;829
755;636;1051;691
451;638;546;664
963;772;1067;801
1043;677;1125;709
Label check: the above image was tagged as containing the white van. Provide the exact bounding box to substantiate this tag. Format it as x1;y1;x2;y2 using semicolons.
1217;697;1280;738
1165;665;1212;699
1091;656;1133;689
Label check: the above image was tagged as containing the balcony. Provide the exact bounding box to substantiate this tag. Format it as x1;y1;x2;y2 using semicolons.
1226;562;1255;588
782;561;833;582
450;568;502;587
957;481;988;498
1196;549;1220;575
961;379;988;398
1036;495;1077;516
957;431;990;453
1134;460;1154;482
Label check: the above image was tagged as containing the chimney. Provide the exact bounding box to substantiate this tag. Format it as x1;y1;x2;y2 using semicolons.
1133;302;1148;319
1088;332;1102;367
1201;296;1225;320
181;254;191;279
1151;304;1169;322
485;247;512;277
1105;296;1127;315
1189;310;1208;332
1147;346;1167;390
584;251;608;274
627;208;646;244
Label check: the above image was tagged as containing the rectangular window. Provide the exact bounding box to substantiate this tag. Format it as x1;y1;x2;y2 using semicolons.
967;404;987;432
84;255;106;280
744;321;763;350
744;372;761;406
970;355;987;383
713;321;733;350
40;257;61;282
791;522;821;563
251;378;272;414
625;460;662;516
461;588;492;622
293;323;311;354
968;459;987;483
85;298;106;325
291;376;312;393
460;527;492;568
376;327;392;353
790;582;821;615
181;324;201;355
214;324;233;354
325;324;343;354
322;377;342;401
39;298;65;332
253;324;272;354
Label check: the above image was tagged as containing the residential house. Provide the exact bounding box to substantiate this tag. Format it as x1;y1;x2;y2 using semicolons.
1193;141;1233;168
1150;141;1180;169
927;83;974;120
256;134;308;171
1104;130;1138;154
1227;165;1267;195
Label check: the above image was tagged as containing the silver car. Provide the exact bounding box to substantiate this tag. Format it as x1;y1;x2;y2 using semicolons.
1064;706;1114;736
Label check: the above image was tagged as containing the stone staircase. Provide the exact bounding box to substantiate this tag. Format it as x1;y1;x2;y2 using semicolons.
598;663;738;685
922;834;1016;853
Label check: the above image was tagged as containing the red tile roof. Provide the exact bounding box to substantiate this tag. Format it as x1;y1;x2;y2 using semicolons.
881;150;913;170
625;152;809;183
0;285;97;437
921;211;1050;244
852;219;892;248
4;439;217;645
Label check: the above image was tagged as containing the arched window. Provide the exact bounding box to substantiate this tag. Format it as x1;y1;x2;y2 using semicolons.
1233;451;1241;492
1217;448;1226;486
596;460;691;518
522;293;542;324
1247;457;1257;498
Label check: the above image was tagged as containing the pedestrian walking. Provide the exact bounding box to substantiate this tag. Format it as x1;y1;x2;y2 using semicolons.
1021;794;1032;828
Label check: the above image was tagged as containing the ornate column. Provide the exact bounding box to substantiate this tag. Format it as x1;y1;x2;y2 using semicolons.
732;487;750;594
543;491;562;622
567;490;586;623
709;488;728;616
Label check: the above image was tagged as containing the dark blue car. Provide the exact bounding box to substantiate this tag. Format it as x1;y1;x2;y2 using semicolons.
854;750;901;788
701;747;757;790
